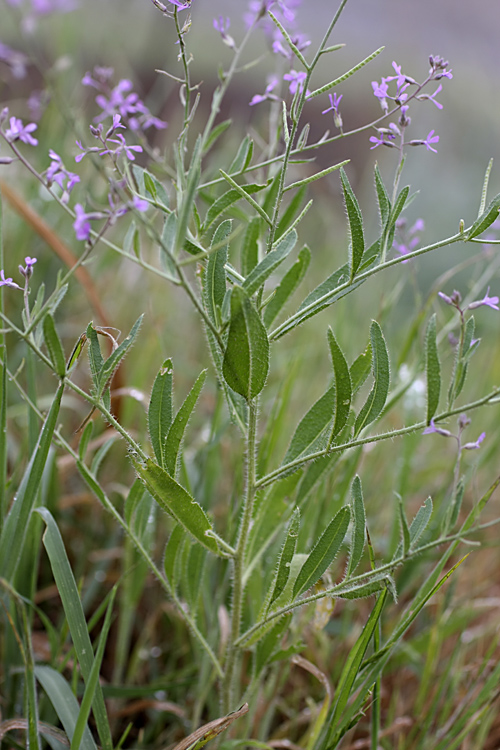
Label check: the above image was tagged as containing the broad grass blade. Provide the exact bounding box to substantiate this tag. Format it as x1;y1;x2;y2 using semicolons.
36;508;113;750
0;382;64;581
35;666;98;750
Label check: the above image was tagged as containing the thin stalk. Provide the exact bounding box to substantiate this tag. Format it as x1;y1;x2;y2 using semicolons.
222;399;258;713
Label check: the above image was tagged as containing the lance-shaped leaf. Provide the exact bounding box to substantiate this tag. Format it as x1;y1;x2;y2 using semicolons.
228;135;254;175
148;358;174;468
203;183;266;233
165;368;207;477
374;164;390;228
241;217;261;277
399;496;411;557
176;134;202;255
347;475;365;576
204;220;230;324
263;246;310;328
392;496;433;560
354;321;390;436
222;286;269;400
293;506;351;598
266;508;301;612
86;322;104;393
43;313;66;378
271;261;366;340
276;185;307;238
350;340;372;394
243;230;297;297
132;457;220;554
340;168;364;280
282;386;335;466
467;193;500;239
163;524;186;588
425;313;441;423
327;327;352;441
96;315;143;398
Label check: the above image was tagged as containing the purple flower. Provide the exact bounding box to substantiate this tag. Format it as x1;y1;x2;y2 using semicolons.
419;83;443;110
283;69;309;96
132;195;149;212
409;130;440;153
0;269;22;289
467;287;500;311
213;15;235;47
463;432;486;450
19;256;37;279
5;116;38;146
371;78;389;111
249;75;279;106
369;129;397;149
73;204;92;241
46;150;80;202
423;418;452;437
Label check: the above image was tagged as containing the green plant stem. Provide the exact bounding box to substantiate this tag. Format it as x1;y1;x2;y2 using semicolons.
222;398;258;713
255;384;500;489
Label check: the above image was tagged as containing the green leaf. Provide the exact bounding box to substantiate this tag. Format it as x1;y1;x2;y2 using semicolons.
354;321;390;436
165;369;207;477
222;286;270;400
148;358;174;468
390;185;410;227
86;322;104;393
425;313;441;423
203;119;232;154
374;164;390;227
350;340;372;394
159;213;179;281
324;590;387;747
255;614;292;673
43;313;66;378
267;508;301;611
276;185;307;238
203;220;231;325
347;475;365;576
164;524;186;587
132;457;220;554
409;496;433;547
132;165;169;210
36;508;113;750
35;667;98;750
0;383;64;581
96;315;143;398
263;246;310;328
262;167;283;219
228;135;254;175
327;327;352;441
241;217;261;277
203;184;266;233
243;230;297;297
293;506;351;598
467;192;500;239
340;168;364;279
220;170;272;226
272;261;366;339
282;386;335;466
398;496;411;556
176;134;202;255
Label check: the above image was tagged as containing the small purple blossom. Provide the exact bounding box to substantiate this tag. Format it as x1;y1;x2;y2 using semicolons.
322;92;342;115
46;150;80;203
283;69;309;96
467;287;500;311
419;84;443;110
213;16;235;48
369;129;397;149
5;116;38;146
423;418;452;437
0;269;22;289
132;195;149;212
371;78;389;111
73;204;93;241
423;415;486;453
409;130;439;153
249;76;280;106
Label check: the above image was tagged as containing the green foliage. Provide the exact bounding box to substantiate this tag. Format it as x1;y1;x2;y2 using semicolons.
1;4;499;749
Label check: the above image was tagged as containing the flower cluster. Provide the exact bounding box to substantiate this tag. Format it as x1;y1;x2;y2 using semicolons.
369;57;452;154
45;150;80;203
75;114;143;163
0;256;37;290
82;67;167;134
424;414;485;452
247;0;312;103
4;114;38;146
438;287;500;314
